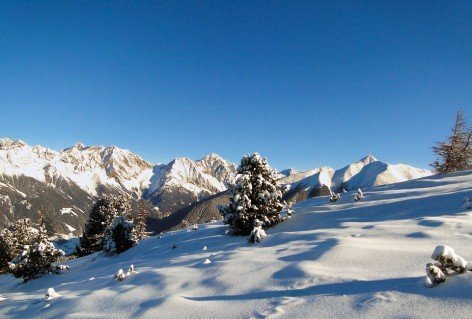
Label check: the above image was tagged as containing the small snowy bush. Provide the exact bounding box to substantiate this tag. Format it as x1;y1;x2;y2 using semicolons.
464;197;471;210
45;288;60;301
330;193;340;203
354;188;364;202
248;219;267;243
220;153;286;236
424;245;471;287
115;268;126;281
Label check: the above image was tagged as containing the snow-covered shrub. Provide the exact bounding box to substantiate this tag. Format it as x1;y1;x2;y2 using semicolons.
45;288;60;301
248;219;267;243
425;263;446;287
78;195;131;256
192;224;199;231
431;245;469;273
219;153;286;235
464;197;471;210
354;188;364;202
424;245;471;287
8;224;64;282
115;269;126;281
280;201;295;221
330;193;340;203
104;215;138;254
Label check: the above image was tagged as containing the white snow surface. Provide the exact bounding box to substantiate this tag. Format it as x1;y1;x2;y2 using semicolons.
0;171;471;318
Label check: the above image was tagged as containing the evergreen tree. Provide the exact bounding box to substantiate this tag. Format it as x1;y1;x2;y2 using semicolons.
431;110;472;173
135;200;150;240
8;221;64;282
219;153;286;235
77;195;131;256
0;219;37;274
104;215;138;254
0;229;14;274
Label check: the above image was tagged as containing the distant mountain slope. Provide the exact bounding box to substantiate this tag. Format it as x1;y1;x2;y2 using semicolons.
331;155;378;192
281;156;431;204
346;161;431;190
144;154;235;214
0;138;236;235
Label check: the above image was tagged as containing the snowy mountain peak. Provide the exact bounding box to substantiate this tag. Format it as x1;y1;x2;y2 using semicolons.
279;168;299;177
200;153;224;161
0;138;27;150
359;155;378;164
72;142;86;151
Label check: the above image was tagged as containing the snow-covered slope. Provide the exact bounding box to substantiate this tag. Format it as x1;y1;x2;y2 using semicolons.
346;161;431;190
0;171;470;318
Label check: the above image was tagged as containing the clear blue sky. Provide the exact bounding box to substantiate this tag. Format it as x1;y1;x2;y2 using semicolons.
1;1;470;170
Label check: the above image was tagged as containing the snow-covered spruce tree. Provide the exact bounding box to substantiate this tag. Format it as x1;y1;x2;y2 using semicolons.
8;222;64;282
103;215;138;254
135;200;150;240
431;110;472;173
219;153;286;236
0;219;37;274
0;229;14;274
77;195;131;256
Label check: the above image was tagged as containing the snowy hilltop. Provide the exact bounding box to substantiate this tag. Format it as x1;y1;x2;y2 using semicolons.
0;170;470;318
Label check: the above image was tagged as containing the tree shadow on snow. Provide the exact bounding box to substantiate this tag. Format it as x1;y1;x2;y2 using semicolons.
183;276;471;303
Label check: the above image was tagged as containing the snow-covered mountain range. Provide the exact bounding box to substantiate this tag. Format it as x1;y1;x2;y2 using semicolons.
0;138;431;235
280;155;431;203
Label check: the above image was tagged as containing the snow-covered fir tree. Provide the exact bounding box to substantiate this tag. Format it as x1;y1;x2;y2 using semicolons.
0;219;38;274
219;153;286;235
8;222;64;282
135;200;150;240
103;215;138;254
77;195;131;256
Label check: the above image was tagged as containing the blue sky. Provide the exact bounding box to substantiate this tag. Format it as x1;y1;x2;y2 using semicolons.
0;1;470;170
